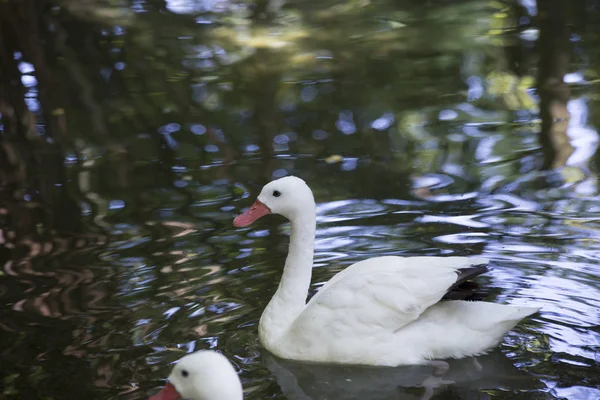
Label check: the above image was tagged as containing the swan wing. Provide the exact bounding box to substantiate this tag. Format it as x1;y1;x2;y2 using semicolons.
288;256;488;339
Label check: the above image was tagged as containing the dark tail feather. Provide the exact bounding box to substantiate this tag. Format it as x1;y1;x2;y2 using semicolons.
442;264;490;301
453;264;489;288
442;281;487;301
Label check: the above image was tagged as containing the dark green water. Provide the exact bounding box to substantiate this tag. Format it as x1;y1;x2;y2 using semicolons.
1;0;600;399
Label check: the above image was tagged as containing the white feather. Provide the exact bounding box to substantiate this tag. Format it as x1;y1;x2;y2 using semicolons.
238;176;540;366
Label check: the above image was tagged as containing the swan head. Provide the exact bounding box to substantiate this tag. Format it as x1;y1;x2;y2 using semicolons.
233;176;315;226
148;350;243;400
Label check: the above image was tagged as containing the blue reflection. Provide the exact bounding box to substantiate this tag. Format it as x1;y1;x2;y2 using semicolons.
438;109;458;121
566;97;599;167
190;123;206;135
371;112;394;130
301;85;318;102
312;129;328;140
519;0;537;15
466;75;483;101
21;75;37;88
109;200;126;210
336;110;356;135
18;61;34;74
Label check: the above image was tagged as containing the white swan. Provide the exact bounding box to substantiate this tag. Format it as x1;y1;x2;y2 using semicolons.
148;351;243;400
233;176;539;366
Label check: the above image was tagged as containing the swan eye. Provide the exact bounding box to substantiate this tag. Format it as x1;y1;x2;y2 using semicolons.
273;190;281;197
181;369;189;378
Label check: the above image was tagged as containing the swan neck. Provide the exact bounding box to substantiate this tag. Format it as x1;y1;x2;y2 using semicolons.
286;214;316;270
259;209;316;346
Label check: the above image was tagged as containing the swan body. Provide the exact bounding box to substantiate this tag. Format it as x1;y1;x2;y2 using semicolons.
148;350;243;400
234;176;539;366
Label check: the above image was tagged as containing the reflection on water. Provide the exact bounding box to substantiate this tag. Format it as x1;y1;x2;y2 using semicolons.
1;0;600;399
263;349;543;400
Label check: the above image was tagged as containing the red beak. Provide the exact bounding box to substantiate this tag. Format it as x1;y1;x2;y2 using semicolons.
233;200;271;227
148;382;181;400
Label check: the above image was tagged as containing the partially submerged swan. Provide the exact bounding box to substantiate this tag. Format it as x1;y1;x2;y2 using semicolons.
234;176;539;366
148;351;243;400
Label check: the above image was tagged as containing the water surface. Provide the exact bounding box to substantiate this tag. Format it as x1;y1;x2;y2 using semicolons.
1;0;600;399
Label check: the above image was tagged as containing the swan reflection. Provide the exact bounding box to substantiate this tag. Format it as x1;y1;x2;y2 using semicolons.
262;349;541;400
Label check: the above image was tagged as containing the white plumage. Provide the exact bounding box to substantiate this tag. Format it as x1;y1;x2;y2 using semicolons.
234;176;539;366
148;351;243;400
